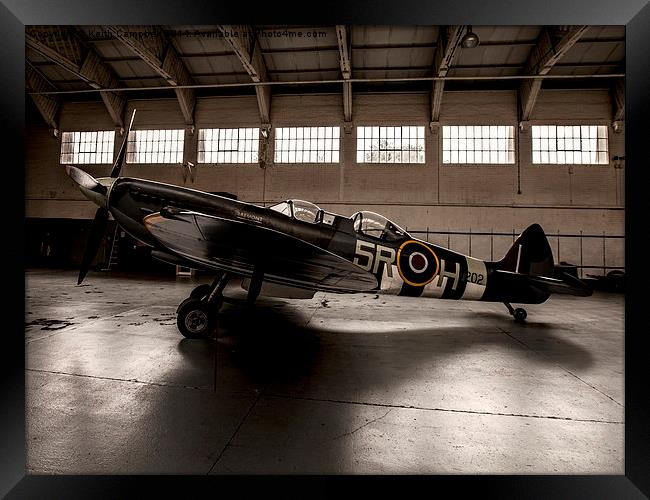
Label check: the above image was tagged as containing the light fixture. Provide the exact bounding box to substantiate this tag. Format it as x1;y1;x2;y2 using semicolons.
461;26;480;49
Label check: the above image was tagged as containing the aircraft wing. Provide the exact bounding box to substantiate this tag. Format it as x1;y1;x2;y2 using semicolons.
142;208;378;293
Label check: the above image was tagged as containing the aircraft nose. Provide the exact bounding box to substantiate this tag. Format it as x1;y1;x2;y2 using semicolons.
65;166;115;209
84;177;116;209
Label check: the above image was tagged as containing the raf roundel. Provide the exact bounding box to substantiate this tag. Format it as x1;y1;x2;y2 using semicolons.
396;240;440;287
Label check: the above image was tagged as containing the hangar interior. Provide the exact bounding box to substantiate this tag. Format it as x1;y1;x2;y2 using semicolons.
25;25;625;474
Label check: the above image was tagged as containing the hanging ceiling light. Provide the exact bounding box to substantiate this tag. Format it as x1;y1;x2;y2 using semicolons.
461;26;480;48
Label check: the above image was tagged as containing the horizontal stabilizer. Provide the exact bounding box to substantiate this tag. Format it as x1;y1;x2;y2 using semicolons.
544;271;593;296
493;270;592;297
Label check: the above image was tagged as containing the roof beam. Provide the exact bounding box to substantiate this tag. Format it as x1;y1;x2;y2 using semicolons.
336;25;351;79
104;26;196;125
336;25;353;126
26;62;60;131
431;26;464;123
217;25;271;125
26;27;125;127
250;37;622;55
519;26;589;121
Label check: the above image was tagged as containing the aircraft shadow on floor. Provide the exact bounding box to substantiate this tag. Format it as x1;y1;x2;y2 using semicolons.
175;300;595;386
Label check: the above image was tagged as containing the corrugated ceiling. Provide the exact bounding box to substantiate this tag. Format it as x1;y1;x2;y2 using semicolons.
26;25;625;94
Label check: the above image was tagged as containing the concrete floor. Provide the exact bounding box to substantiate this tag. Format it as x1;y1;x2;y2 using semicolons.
25;268;624;474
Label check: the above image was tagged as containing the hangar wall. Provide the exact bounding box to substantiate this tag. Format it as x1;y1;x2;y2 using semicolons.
26;89;624;269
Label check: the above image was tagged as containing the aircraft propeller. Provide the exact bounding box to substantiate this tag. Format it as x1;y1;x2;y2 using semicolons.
65;165;107;196
110;109;136;178
77;207;109;284
69;109;136;284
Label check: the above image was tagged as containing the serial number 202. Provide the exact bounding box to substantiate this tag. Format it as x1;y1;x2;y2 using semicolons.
463;272;484;285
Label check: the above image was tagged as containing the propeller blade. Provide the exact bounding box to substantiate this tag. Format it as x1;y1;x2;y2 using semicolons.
65;166;107;195
78;207;109;285
110;108;137;178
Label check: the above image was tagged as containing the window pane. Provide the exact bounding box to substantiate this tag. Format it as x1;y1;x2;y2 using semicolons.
597;151;608;164
197;128;259;163
268;126;343;163
60;130;115;164
356;125;427;164
125;129;185;164
442;125;515;164
532;124;609;165
566;151;574;164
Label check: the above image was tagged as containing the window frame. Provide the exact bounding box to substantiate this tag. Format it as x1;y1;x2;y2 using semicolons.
59;130;116;165
273;126;341;164
530;124;610;166
197;127;260;164
441;124;516;166
355;125;426;164
126;128;185;165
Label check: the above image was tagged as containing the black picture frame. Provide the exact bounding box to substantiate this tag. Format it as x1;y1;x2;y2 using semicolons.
3;1;649;497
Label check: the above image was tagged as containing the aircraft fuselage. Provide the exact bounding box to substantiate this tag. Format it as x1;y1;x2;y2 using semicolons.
104;177;550;304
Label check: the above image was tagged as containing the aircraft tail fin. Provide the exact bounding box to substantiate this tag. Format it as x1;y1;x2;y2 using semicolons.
496;223;555;277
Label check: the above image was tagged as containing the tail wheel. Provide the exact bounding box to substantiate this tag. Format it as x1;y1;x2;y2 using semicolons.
513;308;527;323
177;298;216;339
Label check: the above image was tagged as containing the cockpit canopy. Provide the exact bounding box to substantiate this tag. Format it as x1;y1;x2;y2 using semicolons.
351;210;410;242
269;199;322;224
269;201;409;241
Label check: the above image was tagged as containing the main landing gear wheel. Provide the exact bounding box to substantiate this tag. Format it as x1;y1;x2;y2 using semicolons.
176;272;230;339
190;284;211;299
504;302;527;323
176;298;216;339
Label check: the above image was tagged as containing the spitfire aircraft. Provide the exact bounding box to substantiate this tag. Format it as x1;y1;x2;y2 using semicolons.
66;111;592;338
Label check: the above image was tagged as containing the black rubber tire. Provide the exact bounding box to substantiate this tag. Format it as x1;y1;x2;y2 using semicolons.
513;308;527;323
176;296;193;313
176;298;216;339
190;284;212;299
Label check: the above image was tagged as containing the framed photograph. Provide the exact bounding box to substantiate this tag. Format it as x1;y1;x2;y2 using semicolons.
3;0;649;497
